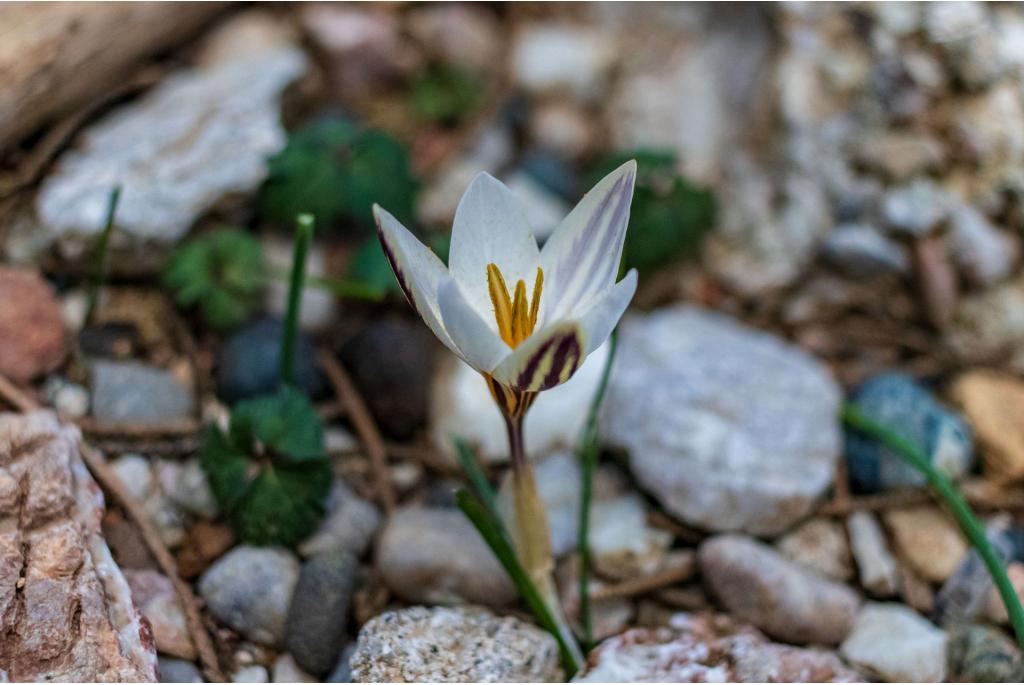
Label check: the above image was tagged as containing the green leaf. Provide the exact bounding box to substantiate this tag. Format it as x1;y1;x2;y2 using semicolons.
409;63;484;127
200;387;331;547
260;117;418;232
163;228;266;331
586;149;716;274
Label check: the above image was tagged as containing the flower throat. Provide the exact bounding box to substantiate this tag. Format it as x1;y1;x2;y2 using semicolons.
487;263;543;348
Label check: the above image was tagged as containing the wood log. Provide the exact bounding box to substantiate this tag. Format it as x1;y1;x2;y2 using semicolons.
0;2;229;152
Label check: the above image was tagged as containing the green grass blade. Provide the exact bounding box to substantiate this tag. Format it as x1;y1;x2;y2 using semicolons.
454;437;499;518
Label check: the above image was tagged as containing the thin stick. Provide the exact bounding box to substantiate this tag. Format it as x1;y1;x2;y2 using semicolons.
843;404;1024;650
280;214;314;388
0;374;36;412
84;185;122;326
590;558;696;601
79;441;225;682
318;350;396;513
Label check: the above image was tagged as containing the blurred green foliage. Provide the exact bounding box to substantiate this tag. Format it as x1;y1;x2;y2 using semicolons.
163;227;266;331
261;117;418;232
201;386;332;547
409;63;484;127
587;149;716;274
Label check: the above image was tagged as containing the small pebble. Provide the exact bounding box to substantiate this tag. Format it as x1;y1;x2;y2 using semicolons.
232;665;269;683
840;603;947;682
271;653;317;683
90;360;195;424
884;505;968;583
285;550;358;676
0;267;68;384
847;511;899;598
776;517;854;582
215;317;326;404
158;657;203;683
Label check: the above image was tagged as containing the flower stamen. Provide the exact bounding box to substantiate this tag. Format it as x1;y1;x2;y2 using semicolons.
487;263;544;348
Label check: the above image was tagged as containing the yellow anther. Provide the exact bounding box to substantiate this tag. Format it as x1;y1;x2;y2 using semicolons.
487;263;544;348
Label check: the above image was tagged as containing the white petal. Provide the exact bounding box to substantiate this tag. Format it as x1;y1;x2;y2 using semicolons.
449;173;541;323
577;269;637;355
490;321;586;393
438;279;510;373
539;160;636;323
374;205;457;351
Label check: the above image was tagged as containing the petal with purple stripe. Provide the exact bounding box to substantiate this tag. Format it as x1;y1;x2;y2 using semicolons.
490;322;586;392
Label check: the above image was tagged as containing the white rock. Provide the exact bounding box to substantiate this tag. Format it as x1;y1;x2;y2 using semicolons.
110;454;186;547
924;1;988;44
264;236;336;331
840;603;947;682
820;223;909;277
156;458;219;520
431;341;611;463
775;518;853;582
512;25;615;101
948;204;1019;287
590;494;672;579
232;665;269;683
602;306;841;535
36;25;307;273
847;511;899;598
881;179;951;235
271;654;316;683
870;2;922;36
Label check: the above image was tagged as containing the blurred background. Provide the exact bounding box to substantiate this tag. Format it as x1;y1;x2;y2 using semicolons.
3;2;1024;683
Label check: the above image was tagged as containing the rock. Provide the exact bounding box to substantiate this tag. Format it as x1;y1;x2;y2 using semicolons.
301;6;418;98
853;131;945;181
512;24;614;101
432;341;610;464
215;317;326;404
947;623;1024;683
125;570;194;660
158;657;203;683
35;16;307;274
845;373;972;493
0;267;68;383
0;410;157;681
110;454;186;547
602;306;841;535
953;84;1024;168
589;494;672;579
936;519;1018;625
574;613;862;682
819;223;909;278
847;511;899;598
530;101;594;160
376;507;517;607
285;551;357;676
338;319;434;440
984;562;1024;625
951;370;1024;482
264;237;337;332
699;535;860;645
884;505;968;583
90;360;194;424
840;603;947;682
406;5;501;71
881;179;951;236
948;205;1019;287
198;545;300;646
298;479;381;559
43;377;90;419
272;654;317;683
950;277;1024;363
350;606;562;683
232;665;269;683
775;518;853;582
156;458;219;520
326;644;356;683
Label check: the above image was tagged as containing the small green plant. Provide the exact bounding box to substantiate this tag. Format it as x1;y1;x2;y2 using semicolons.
587;149;715;274
261;117;418;232
409;63;484;127
163;227;266;331
201;215;332;547
84;185;122;326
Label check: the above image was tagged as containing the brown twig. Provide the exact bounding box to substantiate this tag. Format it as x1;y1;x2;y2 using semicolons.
817;478;1024;516
318;349;396;514
79;440;225;683
78;417;201;438
0;371;224;681
590;556;697;601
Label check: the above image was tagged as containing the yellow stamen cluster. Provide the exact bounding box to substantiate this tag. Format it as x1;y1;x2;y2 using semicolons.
487;263;543;348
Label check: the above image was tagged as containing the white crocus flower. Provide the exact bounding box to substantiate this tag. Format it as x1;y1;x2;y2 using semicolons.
372;160;637;414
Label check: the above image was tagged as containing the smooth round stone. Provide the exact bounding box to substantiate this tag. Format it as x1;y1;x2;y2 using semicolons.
215;317;326;404
284;551;358;676
845;372;972;493
601;306;841;536
90;360;194;424
158;657;203;683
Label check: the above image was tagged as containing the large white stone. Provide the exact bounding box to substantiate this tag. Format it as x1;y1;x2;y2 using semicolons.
840;603;948;682
601;306;841;535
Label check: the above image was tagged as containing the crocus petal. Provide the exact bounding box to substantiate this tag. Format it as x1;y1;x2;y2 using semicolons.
576;269;638;355
374;205;457;351
449;173;541;324
539;160;636;323
438;278;511;374
490;321;586;393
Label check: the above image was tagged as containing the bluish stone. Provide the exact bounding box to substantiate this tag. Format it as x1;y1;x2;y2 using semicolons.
845;372;973;493
215;316;326;405
519;148;579;200
91;360;194;423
